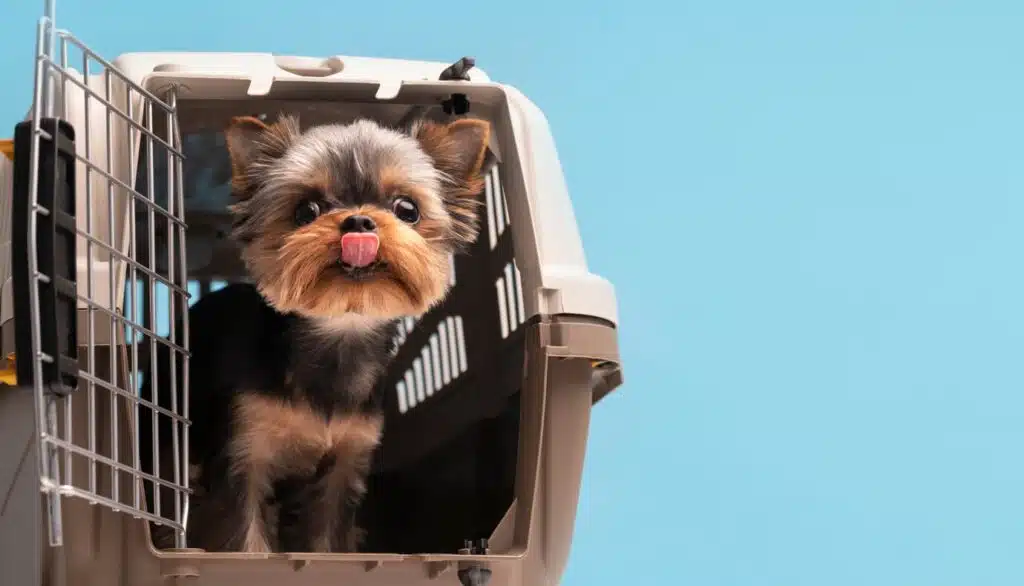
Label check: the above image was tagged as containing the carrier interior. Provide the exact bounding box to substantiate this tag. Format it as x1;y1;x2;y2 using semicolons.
130;98;525;554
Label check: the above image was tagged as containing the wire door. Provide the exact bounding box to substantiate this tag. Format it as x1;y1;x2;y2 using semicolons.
21;13;191;547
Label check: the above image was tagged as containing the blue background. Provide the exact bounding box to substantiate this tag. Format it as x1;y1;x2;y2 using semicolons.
3;2;1023;585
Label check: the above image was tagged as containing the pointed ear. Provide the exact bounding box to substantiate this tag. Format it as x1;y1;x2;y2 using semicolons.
223;115;300;197
415;118;491;181
445;119;491;179
224;116;268;180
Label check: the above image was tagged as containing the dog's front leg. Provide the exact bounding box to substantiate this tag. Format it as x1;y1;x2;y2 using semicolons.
230;393;301;553
227;459;274;553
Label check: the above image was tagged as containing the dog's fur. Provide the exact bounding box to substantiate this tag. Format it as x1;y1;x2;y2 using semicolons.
140;113;490;553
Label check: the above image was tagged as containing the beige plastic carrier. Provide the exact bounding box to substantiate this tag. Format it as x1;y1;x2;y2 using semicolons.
0;13;622;586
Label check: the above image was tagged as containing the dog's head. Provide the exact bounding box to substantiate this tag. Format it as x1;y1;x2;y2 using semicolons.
223;114;490;321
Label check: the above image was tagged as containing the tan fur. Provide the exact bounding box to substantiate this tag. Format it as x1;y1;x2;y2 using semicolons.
377;165;454;239
414;118;491;180
242;206;451;319
224;116;267;190
224;115;302;196
413;119;490;247
229;394;383;553
377;163;408;194
223;116;491;321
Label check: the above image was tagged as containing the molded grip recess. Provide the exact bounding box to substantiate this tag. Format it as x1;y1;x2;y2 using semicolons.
274;56;345;77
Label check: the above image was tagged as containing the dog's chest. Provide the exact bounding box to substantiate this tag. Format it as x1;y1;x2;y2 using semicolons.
233;394;382;477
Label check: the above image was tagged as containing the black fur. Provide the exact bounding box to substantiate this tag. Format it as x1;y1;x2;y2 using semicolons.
140;282;397;552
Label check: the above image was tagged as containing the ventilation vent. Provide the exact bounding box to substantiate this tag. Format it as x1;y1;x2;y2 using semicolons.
484;165;509;250
496;261;526;339
393;316;418;348
484;165;528;338
388;253;456;352
395;315;468;414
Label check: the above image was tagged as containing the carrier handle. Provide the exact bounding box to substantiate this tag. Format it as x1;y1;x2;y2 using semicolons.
274;56;345;78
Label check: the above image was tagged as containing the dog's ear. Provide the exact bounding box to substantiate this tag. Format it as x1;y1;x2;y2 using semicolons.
224;116;269;183
224;115;300;198
414;118;491;182
413;118;492;249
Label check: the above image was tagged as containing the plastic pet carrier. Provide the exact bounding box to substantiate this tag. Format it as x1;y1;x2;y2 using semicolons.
0;11;622;586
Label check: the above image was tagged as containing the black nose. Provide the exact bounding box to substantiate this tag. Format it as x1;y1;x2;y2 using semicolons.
340;215;377;233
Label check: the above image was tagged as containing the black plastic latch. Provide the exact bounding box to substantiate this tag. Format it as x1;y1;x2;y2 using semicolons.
459;537;489;554
440;56;476;116
439;56;476;81
11;118;80;396
457;538;492;586
458;566;493;586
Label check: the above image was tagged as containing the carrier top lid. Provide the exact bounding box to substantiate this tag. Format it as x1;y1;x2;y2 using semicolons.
112;52;493;98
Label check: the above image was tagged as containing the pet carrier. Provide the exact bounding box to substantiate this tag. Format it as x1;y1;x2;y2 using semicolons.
0;13;622;586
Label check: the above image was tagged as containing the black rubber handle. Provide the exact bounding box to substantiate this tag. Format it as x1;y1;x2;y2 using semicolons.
12;118;80;396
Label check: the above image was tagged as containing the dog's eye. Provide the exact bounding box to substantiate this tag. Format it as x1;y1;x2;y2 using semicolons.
294;201;321;226
392;197;420;224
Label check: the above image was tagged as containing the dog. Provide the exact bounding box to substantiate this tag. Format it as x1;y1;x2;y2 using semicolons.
140;112;491;553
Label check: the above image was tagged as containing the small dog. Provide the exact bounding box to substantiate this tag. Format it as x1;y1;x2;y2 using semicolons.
141;113;490;553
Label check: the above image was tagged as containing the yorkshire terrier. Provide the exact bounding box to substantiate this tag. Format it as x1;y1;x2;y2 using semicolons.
141;112;491;553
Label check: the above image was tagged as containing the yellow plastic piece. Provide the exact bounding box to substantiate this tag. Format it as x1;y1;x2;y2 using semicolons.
0;139;13;161
0;353;17;386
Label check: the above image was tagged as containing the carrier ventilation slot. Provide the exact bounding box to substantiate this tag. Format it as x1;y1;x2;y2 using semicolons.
393;316;418;348
395;314;468;414
496;261;527;339
484;166;509;250
389;252;455;351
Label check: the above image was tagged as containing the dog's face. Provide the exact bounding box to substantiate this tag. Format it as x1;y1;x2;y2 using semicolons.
223;115;490;320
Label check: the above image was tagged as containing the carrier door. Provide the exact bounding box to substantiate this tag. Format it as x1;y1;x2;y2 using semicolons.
8;19;191;551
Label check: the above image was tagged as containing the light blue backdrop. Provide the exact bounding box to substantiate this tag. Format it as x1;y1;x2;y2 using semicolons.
2;2;1023;585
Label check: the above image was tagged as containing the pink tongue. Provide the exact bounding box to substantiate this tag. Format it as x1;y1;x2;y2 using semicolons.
340;233;380;268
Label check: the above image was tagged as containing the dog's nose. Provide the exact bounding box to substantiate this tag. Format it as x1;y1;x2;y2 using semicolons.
340;215;377;233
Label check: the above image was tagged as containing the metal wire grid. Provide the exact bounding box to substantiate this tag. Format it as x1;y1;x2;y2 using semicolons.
27;18;191;547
